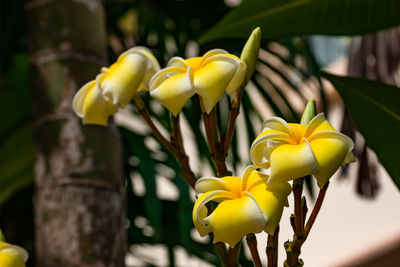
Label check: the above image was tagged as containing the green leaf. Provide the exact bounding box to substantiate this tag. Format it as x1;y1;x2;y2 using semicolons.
200;0;400;43
321;72;400;190
0;53;34;206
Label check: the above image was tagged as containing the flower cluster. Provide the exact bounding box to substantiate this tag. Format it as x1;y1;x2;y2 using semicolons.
72;46;248;124
71;27;355;249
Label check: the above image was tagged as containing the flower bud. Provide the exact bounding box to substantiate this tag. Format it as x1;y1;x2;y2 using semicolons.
240;27;261;84
300;98;317;125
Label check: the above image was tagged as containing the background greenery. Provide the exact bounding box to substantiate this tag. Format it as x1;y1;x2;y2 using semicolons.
1;0;399;265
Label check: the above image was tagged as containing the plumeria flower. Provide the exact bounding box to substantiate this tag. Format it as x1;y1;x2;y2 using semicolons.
97;46;160;107
0;241;28;267
250;113;355;188
192;166;291;247
72;80;117;125
149;49;246;116
72;47;160;125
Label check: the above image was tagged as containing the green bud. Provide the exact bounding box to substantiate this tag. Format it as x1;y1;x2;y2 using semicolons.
240;27;261;83
300;98;317;125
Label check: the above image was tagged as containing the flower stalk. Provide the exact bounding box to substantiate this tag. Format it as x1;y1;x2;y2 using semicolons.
226;242;241;267
133;95;197;188
246;234;262;267
284;182;329;267
266;226;279;267
200;100;230;177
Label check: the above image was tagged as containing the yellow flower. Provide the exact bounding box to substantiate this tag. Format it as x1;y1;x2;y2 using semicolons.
250;114;355;188
192;166;291;247
97;46;160;107
0;241;28;267
149;49;246;116
72;80;117;125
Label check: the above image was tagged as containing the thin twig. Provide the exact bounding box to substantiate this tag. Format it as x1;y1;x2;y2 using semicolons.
304;182;329;235
226;242;241;267
292;178;304;239
200;100;230;177
284;182;330;267
133;95;197;188
133;95;176;154
267;226;279;267
171;115;197;188
246;234;262;267
223;86;244;156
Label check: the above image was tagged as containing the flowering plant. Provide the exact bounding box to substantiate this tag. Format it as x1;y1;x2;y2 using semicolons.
70;27;354;266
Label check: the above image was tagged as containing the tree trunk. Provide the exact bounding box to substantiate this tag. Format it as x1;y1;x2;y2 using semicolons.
25;0;126;266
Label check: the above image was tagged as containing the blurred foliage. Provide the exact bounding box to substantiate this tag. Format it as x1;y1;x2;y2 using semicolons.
323;73;400;190
200;0;400;43
1;0;400;266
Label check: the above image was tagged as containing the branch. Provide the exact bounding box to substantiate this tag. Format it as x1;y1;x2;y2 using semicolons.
226;242;241;267
200;100;230;177
223;86;244;157
133;95;176;154
284;182;330;267
171;114;197;188
246;234;262;267
133;95;197;188
304;182;329;235
266;226;279;267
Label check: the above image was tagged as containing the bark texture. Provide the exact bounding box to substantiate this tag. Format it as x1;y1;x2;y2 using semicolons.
25;0;126;266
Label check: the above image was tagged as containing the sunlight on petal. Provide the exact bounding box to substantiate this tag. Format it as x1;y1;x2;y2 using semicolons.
150;69;195;116
205;196;264;247
309;131;354;188
72;81;117;126
269;139;318;183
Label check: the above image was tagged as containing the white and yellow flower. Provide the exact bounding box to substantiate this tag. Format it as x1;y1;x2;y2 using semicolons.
97;47;160;108
72;80;117;125
0;241;28;267
149;49;246;116
72;46;160;125
192;166;291;247
250;114;355;188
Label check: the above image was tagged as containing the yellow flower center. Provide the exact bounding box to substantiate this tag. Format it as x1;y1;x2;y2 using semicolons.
184;57;203;72
288;123;306;145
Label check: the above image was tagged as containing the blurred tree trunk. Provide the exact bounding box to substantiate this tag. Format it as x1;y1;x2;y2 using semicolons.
25;0;126;266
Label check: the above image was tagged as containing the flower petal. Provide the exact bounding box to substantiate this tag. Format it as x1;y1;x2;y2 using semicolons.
192;190;234;237
250;132;293;168
201;53;246;96
250;182;291;235
241;165;268;192
150;67;195;116
72;80;117;126
200;49;229;63
262;117;294;136
342;151;356;166
193;55;241;113
98;51;150;107
0;242;28;267
268;139;318;183
167;56;187;68
308;131;354;188
195;177;231;194
204;194;264;247
304;113;336;138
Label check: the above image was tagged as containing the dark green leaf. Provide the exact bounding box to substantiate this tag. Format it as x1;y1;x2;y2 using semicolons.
200;0;400;43
321;72;400;190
